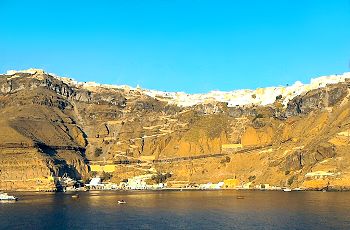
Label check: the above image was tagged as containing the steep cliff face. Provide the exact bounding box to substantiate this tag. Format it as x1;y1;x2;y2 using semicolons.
0;71;89;190
1;69;350;190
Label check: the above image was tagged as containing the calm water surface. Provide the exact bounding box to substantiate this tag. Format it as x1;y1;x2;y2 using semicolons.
0;190;349;229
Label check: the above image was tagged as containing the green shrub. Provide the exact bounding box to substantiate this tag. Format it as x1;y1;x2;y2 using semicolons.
152;173;172;184
101;172;112;181
276;95;283;100
287;176;295;186
248;175;256;182
94;147;103;157
220;156;231;164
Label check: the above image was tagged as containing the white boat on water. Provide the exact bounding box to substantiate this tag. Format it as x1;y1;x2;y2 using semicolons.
0;192;18;201
283;188;292;192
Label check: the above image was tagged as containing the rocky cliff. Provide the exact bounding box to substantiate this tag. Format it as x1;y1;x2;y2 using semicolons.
1;68;350;191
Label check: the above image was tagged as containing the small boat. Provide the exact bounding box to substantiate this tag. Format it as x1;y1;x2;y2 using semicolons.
71;194;79;199
283;188;292;192
236;196;245;199
118;200;126;204
0;192;18;201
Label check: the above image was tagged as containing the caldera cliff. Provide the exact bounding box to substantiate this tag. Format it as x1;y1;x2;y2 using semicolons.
1;68;350;191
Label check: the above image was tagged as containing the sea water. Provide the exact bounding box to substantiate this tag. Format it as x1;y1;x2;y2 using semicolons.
0;190;349;229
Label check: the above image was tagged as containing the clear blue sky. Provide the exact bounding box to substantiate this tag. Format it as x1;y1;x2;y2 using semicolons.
0;0;349;93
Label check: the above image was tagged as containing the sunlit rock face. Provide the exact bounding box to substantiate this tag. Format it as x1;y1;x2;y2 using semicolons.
1;69;350;191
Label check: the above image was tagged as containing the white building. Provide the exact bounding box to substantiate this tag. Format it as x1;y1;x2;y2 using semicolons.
199;182;224;190
85;177;105;190
126;178;147;190
305;171;335;179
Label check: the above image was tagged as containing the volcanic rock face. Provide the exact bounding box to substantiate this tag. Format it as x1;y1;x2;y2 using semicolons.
1;68;350;190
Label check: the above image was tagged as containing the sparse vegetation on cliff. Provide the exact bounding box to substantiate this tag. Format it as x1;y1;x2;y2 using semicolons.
1;69;350;191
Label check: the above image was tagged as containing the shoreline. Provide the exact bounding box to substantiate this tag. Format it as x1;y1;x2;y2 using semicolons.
4;187;350;193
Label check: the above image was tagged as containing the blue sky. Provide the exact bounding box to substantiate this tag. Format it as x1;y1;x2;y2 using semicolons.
0;0;349;93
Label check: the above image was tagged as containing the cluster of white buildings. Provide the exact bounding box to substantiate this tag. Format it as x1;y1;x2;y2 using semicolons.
78;175;306;191
4;69;350;109
85;175;166;191
120;175;166;190
305;171;337;179
199;182;224;190
142;72;350;107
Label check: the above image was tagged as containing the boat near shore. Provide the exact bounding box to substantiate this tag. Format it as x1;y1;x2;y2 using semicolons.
0;192;18;201
71;194;79;199
118;200;126;204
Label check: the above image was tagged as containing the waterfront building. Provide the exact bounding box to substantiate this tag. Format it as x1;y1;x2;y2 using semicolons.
85;177;105;190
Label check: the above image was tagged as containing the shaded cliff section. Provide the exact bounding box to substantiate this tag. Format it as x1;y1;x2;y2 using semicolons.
0;72;90;190
0;71;182;190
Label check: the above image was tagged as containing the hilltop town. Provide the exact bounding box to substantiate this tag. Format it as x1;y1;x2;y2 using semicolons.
1;68;350;191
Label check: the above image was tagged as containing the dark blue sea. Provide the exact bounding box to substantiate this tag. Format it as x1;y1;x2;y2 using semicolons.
1;190;349;229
